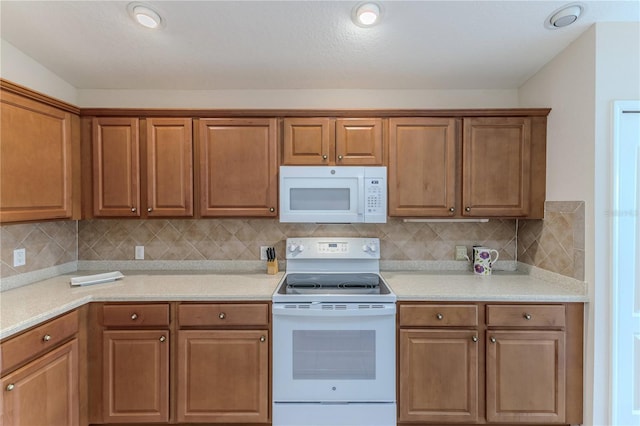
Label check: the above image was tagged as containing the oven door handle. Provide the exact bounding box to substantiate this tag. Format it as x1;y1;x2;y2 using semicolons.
272;304;396;317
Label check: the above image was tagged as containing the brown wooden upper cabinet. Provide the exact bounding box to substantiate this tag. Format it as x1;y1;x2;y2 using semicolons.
462;117;542;218
0;89;75;223
283;117;383;165
388;118;458;216
91;117;193;217
389;115;546;219
198;118;278;217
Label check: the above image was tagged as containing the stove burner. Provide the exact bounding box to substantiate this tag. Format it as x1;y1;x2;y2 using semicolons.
280;273;389;296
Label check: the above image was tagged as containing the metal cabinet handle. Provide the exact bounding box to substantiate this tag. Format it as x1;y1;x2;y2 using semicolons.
338;155;343;160
159;335;166;343
472;336;478;342
260;335;266;343
219;312;226;319
42;334;51;342
449;207;455;212
322;155;328;160
131;207;137;213
436;313;443;320
490;337;496;343
131;313;138;320
465;207;471;212
147;207;153;212
523;313;532;320
269;207;275;213
6;384;15;391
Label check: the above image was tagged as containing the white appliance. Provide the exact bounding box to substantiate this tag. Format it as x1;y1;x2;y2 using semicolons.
279;166;387;223
272;237;396;426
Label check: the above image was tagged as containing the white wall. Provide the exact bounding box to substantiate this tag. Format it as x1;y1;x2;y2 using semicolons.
593;21;640;426
0;38;518;110
519;22;640;426
0;39;77;104
76;88;518;109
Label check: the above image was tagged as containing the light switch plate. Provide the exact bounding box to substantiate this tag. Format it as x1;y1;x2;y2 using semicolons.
13;248;26;267
260;246;269;260
135;246;144;260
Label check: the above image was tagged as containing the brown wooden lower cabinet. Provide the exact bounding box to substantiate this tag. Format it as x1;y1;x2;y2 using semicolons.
486;330;566;424
102;330;169;423
176;330;269;423
398;302;583;426
399;329;479;423
1;339;79;426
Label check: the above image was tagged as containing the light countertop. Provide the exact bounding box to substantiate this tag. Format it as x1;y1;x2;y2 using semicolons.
0;269;587;340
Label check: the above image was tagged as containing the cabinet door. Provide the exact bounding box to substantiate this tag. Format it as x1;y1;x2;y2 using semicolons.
399;329;478;423
336;118;383;165
177;330;269;423
198;118;278;216
486;330;566;424
145;118;193;216
1;340;78;426
283;117;333;165
0;90;73;222
462;117;531;217
92;117;140;216
102;330;169;423
389;118;457;216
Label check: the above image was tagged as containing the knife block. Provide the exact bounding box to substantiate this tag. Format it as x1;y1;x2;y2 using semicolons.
267;258;279;275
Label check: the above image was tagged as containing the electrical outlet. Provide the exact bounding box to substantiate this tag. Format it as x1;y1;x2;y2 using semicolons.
135;246;145;260
260;246;269;260
455;245;468;261
13;248;26;267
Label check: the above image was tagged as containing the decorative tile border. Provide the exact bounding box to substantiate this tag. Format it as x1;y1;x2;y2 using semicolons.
517;201;585;280
78;218;517;263
1;221;77;279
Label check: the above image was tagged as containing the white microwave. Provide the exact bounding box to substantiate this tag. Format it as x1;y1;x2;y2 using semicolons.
279;166;387;223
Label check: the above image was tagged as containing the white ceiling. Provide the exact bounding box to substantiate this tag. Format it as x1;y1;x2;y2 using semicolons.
1;1;638;90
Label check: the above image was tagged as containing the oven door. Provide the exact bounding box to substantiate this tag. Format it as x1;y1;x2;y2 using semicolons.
272;303;396;403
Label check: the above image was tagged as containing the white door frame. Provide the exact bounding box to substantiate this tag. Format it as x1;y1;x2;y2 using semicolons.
611;100;640;426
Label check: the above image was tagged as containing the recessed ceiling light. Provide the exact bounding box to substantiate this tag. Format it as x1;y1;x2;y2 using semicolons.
545;3;584;29
352;2;382;27
127;3;163;29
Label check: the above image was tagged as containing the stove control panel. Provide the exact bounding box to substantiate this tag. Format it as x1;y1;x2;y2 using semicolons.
285;237;380;259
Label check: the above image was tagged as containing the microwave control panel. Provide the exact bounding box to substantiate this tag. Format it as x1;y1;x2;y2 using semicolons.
364;176;387;222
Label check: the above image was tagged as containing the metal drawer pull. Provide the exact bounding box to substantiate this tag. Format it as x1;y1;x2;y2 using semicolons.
218;312;226;319
269;207;275;212
6;384;15;391
131;313;138;320
465;207;471;212
338;155;343;160
260;335;266;342
436;313;443;320
131;207;137;212
523;313;532;320
490;336;496;343
449;207;455;212
322;155;328;160
159;336;166;343
42;334;51;342
147;207;153;212
472;336;478;342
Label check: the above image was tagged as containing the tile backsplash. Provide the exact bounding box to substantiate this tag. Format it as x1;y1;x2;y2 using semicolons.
518;201;585;281
78;218;517;262
0;221;77;278
0;201;586;282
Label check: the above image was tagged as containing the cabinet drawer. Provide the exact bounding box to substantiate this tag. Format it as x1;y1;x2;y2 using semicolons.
179;303;269;327
1;310;78;376
399;304;478;327
486;304;565;328
102;303;170;327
